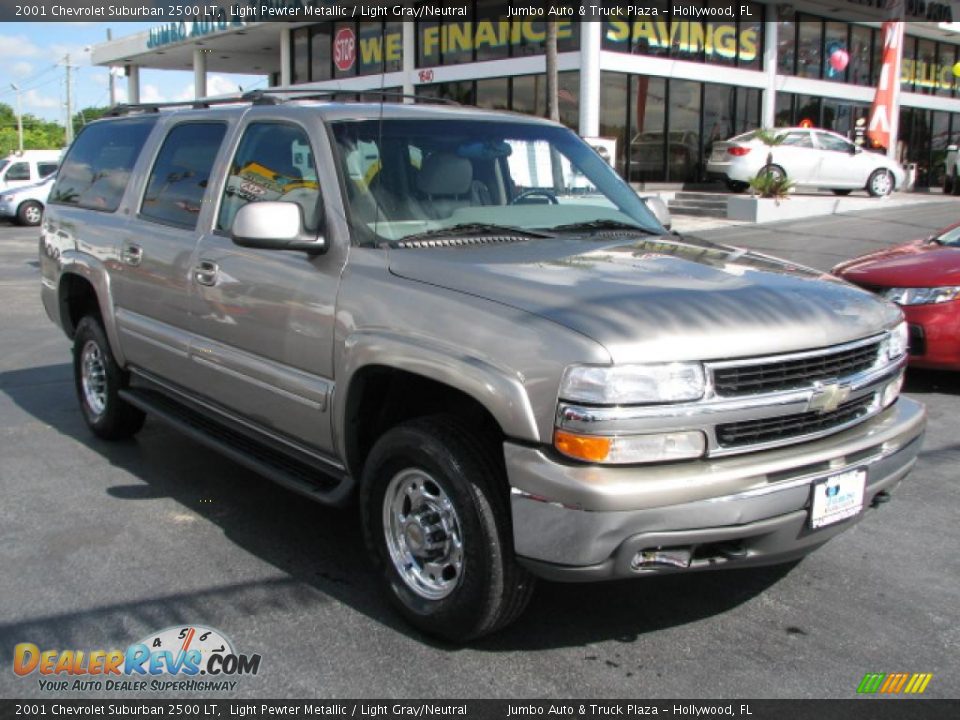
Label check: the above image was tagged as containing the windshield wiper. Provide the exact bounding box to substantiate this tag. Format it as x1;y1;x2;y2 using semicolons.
547;219;661;235
400;223;554;242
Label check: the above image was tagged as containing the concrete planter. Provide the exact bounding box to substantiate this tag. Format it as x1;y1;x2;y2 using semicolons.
727;195;869;223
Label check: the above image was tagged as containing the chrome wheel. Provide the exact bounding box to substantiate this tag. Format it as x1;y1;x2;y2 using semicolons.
382;468;463;600
80;340;108;417
871;171;892;196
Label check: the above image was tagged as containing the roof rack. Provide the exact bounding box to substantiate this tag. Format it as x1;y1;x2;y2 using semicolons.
105;88;460;116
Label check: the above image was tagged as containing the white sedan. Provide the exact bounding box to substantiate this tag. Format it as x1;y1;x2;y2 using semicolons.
707;128;905;197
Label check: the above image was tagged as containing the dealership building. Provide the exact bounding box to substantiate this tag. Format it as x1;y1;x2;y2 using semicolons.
91;1;960;188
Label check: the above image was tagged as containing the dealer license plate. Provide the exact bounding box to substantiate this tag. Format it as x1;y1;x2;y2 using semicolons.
810;468;866;529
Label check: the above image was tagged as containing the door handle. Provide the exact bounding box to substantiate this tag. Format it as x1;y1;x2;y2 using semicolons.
193;260;218;287
121;244;143;266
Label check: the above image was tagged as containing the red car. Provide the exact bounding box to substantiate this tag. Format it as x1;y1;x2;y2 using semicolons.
833;223;960;370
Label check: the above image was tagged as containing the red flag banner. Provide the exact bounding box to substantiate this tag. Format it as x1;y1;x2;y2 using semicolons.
867;21;904;151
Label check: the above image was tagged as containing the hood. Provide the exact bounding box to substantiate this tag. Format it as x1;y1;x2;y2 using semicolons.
388;234;901;364
834;238;960;287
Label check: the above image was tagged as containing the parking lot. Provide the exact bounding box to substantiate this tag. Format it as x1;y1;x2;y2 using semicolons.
0;201;958;699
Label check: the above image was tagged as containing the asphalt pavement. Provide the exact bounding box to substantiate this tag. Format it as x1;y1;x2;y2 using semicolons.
0;201;958;700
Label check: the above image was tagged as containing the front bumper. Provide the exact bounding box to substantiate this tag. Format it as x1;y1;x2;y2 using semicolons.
506;397;925;581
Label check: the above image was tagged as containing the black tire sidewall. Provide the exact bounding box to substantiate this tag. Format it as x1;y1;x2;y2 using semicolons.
361;422;504;638
73;317;129;435
18;201;42;226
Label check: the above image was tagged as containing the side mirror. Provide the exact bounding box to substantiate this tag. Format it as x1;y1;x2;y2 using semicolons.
231;201;326;255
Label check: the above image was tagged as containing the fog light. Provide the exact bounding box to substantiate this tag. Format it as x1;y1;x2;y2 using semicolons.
554;429;706;464
881;372;904;408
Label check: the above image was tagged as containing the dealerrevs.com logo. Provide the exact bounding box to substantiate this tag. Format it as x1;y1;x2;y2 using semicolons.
13;625;261;693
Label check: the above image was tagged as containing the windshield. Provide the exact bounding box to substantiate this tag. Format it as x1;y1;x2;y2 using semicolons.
329;119;663;245
936;225;960;247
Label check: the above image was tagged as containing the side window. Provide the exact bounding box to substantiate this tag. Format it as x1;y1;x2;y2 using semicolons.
140;123;227;230
778;132;814;148
217;122;321;233
6;162;30;181
816;133;854;153
38;162;59;178
51;117;156;212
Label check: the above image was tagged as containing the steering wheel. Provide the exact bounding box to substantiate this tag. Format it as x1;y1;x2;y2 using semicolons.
510;188;559;205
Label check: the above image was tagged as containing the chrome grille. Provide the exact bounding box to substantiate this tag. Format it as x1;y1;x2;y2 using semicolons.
712;340;881;397
716;394;875;448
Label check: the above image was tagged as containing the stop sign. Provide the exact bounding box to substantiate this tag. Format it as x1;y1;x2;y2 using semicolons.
333;27;356;72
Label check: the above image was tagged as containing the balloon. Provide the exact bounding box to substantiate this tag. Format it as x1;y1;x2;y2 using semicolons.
953;61;960;77
829;49;850;73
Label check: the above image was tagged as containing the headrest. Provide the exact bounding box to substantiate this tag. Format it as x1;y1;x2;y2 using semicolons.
417;152;473;196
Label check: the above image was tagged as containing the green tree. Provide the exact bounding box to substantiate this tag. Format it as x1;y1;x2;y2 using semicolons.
0;102;66;156
72;106;110;136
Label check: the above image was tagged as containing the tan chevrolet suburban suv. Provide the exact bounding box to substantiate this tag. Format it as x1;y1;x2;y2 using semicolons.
39;91;925;641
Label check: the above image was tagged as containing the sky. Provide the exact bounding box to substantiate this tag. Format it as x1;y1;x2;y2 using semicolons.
0;22;267;124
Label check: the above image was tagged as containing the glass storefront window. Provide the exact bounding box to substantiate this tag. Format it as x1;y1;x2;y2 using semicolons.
704;84;735;156
901;36;917;91
797;17;823;79
475;77;509;110
292;27;309;84
475;0;510;61
915;39;937;95
848;25;872;87
735;87;761;134
777;21;796;75
669;80;702;183
931;111;951;186
599;72;629;176
823;22;847;82
310;24;331;82
795;95;822;127
775;93;793;127
511;74;546;118
937;43;957;97
629;76;666;184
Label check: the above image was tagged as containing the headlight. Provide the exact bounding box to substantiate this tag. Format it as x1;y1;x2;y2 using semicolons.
0;195;13;203
559;362;705;405
883;321;909;361
884;286;960;305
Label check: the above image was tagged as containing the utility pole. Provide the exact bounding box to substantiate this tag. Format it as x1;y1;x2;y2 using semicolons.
10;83;23;153
65;53;74;145
545;22;559;123
106;28;116;106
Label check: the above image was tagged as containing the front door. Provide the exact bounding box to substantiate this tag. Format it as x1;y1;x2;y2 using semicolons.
187;118;345;456
771;130;821;185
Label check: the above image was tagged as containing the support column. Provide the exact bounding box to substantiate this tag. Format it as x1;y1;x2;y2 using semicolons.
193;48;207;99
125;64;140;104
579;21;602;137
280;26;292;87
402;22;416;100
762;18;778;128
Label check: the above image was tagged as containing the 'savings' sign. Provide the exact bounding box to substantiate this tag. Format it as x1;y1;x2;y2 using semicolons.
603;21;759;63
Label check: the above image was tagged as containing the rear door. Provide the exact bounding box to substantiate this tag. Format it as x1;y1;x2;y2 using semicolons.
111;119;229;381
2;160;32;190
186;115;346;456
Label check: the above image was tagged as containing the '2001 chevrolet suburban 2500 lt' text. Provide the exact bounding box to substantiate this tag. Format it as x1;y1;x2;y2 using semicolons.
40;91;926;641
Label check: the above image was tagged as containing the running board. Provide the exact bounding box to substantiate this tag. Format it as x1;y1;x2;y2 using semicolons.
119;387;353;507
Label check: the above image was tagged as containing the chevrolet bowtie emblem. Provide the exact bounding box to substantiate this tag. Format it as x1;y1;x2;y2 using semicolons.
807;382;851;414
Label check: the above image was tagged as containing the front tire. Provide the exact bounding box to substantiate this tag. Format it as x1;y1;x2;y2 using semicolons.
360;416;535;642
867;169;894;197
73;316;146;440
17;201;43;226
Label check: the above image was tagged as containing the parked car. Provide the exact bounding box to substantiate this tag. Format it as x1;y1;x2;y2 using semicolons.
0;149;61;192
0;171;56;226
833;223;960;370
707;128;905;197
40;94;924;641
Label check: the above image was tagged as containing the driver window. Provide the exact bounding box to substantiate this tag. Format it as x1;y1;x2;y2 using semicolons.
218;122;321;232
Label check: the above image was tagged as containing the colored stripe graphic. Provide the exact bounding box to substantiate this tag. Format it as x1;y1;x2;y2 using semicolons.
857;672;933;694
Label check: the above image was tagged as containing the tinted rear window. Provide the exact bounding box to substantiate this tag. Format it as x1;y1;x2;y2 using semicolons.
51;117;156;212
140;122;227;229
38;162;59;177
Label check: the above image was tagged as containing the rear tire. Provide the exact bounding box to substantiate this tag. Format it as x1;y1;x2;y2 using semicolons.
867;169;894;197
757;165;786;182
17;201;43;227
360;415;535;642
73;316;146;440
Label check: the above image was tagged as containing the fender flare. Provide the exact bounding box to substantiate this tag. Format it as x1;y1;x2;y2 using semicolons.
58;250;127;367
